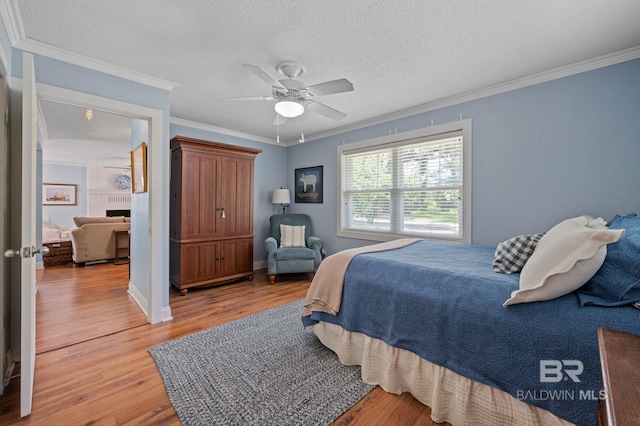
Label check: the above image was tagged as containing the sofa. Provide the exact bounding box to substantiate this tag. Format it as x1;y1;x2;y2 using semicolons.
71;216;131;266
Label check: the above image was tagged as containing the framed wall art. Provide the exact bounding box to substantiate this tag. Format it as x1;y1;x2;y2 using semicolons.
131;141;148;193
294;165;323;203
43;183;77;206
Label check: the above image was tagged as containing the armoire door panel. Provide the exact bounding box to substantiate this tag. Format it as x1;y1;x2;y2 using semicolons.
198;154;219;236
181;241;218;284
220;238;253;277
234;159;254;234
217;157;236;235
182;154;203;238
170;150;183;239
218;157;253;235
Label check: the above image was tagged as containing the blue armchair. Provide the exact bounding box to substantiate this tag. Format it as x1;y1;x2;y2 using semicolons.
264;214;323;284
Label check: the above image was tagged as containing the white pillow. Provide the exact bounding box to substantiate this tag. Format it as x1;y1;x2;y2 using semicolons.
280;224;306;248
503;216;624;306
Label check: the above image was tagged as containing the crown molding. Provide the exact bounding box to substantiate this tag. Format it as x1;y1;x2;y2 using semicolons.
305;45;640;143
0;0;178;92
15;38;179;92
170;117;279;146
0;0;24;46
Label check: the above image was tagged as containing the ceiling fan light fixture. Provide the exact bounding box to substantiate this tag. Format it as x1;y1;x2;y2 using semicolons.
274;100;304;118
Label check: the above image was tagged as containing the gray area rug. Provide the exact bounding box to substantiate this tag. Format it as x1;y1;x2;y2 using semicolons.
149;299;374;425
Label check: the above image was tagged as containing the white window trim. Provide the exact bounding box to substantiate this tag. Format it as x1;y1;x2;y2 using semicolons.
337;118;472;244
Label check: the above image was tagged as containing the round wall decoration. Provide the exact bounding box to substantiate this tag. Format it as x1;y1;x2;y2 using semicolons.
114;174;132;190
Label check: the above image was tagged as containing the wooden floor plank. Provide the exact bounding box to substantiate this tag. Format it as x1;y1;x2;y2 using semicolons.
0;265;441;425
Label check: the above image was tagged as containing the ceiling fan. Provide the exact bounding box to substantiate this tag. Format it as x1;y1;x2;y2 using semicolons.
223;62;354;124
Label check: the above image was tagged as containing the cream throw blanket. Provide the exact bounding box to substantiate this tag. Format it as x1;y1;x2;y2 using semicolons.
303;238;421;317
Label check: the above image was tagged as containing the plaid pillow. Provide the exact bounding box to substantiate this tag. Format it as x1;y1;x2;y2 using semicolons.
493;233;544;274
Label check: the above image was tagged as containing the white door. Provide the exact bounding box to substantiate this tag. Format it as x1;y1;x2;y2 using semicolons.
3;52;40;417
20;50;38;417
20;51;38;418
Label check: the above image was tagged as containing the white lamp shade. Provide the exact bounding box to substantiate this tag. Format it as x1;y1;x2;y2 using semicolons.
274;100;304;118
272;188;291;204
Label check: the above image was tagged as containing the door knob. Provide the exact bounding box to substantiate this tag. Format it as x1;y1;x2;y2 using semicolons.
4;249;20;258
34;246;50;256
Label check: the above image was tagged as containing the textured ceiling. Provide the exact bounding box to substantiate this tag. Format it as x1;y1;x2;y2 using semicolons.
12;0;640;157
38;99;132;168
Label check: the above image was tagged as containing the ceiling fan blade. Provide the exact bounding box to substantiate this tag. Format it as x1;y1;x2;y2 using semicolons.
305;78;354;97
242;64;286;89
220;96;275;101
273;114;287;125
307;100;347;121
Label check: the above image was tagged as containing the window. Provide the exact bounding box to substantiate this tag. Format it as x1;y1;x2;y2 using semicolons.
338;119;471;243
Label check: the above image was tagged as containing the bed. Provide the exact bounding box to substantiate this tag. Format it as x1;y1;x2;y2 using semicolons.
302;214;640;425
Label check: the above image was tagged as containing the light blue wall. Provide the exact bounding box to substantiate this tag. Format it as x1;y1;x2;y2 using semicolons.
130;119;149;298
287;58;640;254
169;124;288;262
41;163;87;228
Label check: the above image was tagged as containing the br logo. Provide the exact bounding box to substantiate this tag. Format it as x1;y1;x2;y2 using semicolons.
540;360;583;383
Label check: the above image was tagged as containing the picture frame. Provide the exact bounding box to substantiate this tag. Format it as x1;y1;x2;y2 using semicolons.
131;141;148;193
43;183;77;206
294;166;323;203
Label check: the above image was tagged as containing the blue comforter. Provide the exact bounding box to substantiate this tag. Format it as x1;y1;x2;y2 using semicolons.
303;240;640;426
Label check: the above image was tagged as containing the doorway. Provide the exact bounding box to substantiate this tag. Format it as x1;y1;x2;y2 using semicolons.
36;83;166;325
38;100;147;353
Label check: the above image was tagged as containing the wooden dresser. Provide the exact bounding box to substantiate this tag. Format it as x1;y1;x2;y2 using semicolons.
597;327;640;425
169;136;261;295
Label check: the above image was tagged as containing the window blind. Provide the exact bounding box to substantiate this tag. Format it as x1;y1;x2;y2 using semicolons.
341;131;464;240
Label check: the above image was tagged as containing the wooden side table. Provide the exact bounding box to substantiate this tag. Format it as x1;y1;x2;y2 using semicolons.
113;230;130;265
597;327;640;425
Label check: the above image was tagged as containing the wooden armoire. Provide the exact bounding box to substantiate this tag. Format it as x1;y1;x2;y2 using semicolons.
169;136;262;295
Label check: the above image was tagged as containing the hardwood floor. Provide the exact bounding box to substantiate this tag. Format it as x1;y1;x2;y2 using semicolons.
36;262;147;354
0;265;441;425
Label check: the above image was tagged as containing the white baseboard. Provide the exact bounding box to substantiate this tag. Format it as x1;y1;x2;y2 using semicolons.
127;281;148;319
161;306;173;322
128;281;173;322
253;259;267;270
